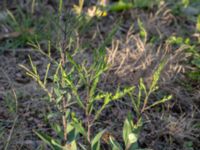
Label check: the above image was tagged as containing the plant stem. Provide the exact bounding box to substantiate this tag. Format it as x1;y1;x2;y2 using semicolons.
4;116;18;150
62;98;67;144
141;93;150;113
86;86;91;143
87;115;91;143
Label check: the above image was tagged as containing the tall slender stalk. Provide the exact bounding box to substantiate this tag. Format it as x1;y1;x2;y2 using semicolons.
86;86;91;143
62;97;67;144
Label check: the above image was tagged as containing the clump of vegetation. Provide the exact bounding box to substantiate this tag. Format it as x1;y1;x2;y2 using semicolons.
19;2;172;149
21;30;171;150
0;0;199;150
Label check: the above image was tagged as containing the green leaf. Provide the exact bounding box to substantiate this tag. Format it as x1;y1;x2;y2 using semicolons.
34;131;53;148
47;112;61;119
94;92;108;101
52;123;62;137
44;63;51;86
188;71;200;81
127;142;139;150
67;123;79;143
54;87;62;97
65;109;71;119
128;133;138;144
93;94;112;121
61;71;84;109
56;96;63;104
51;139;63;149
89;76;100;101
128;93;139;116
192;58;200;68
108;1;134;12
145;95;172;110
182;0;190;8
66;52;86;83
150;60;166;92
123;118;132;146
72;120;87;137
167;36;183;45
59;0;63;15
137;19;147;40
91;130;106;150
34;131;62;150
109;137;123;150
139;78;147;95
28;55;38;75
112;86;135;100
197;15;200;32
63;141;77;150
123;114;141;149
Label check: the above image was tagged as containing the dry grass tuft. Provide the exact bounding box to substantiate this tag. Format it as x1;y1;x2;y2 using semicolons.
106;27;189;88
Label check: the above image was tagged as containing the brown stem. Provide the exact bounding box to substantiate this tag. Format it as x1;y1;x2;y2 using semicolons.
87;115;91;143
60;47;68;144
62;98;67;144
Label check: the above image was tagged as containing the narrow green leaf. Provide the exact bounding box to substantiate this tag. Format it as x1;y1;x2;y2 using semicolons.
197;15;200;32
139;78;147;95
128;93;139;116
6;9;18;25
66;52;86;83
54;87;61;97
112;86;135;100
109;137;123;150
72;120;87;137
34;131;61;150
51;123;63;139
28;55;38;75
89;76;100;100
56;96;63;104
51;139;63;149
91;130;106;150
138;18;147;40
59;0;63;15
145;95;172;110
44;63;51;86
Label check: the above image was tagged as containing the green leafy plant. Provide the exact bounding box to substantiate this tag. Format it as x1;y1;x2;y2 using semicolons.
167;36;200;81
137;18;147;43
19;4;172;149
108;61;172;150
0;9;35;49
0;7;55;52
20;17;139;149
20;44;135;149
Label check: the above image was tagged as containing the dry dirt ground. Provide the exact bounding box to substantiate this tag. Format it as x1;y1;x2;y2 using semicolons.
0;1;200;150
